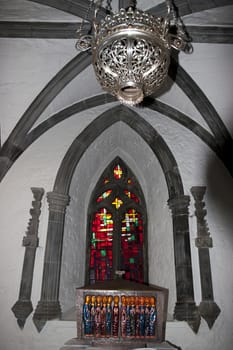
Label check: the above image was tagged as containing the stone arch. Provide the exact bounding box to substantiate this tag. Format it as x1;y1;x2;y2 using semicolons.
33;105;199;332
53;105;184;197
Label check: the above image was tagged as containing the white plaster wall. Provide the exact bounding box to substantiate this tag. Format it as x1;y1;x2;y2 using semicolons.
0;37;77;143
0;17;233;350
180;43;233;137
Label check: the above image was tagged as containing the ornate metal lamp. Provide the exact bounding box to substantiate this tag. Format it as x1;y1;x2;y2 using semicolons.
76;0;191;106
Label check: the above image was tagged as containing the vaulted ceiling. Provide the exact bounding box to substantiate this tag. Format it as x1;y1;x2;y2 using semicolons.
0;0;233;182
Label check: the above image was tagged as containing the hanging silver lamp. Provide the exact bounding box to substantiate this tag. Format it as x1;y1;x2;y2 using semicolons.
76;1;191;106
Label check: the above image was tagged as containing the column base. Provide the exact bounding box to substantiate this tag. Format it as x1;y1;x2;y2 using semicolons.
174;301;201;333
12;300;33;329
199;300;221;329
33;300;61;332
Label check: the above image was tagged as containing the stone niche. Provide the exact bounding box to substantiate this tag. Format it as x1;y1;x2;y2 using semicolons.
75;279;171;349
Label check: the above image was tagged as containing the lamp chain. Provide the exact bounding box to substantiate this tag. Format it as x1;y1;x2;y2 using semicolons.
106;0;112;12
75;0;95;50
166;0;193;52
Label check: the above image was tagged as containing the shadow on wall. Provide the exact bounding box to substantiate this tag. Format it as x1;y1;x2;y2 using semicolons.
205;134;233;244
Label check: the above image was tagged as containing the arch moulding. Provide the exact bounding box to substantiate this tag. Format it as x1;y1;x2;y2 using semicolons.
33;105;200;333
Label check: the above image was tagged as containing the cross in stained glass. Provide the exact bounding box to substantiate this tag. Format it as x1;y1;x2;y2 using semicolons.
112;197;123;209
113;164;123;179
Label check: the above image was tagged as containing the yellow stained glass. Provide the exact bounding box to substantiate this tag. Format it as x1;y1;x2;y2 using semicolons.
112;197;123;209
103;178;110;184
114;164;123;179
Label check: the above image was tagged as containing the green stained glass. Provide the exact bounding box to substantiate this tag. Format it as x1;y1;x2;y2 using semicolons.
91;232;96;248
90;208;113;284
90;160;145;285
129;234;136;241
121;209;144;283
96;189;112;203
101;249;106;256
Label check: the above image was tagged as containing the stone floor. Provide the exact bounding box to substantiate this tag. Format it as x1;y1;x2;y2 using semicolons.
59;338;181;350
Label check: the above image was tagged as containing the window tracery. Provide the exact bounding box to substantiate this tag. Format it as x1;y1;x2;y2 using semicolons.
87;158;147;285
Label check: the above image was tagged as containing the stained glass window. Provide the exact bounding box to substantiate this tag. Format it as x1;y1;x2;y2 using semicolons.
89;208;113;284
121;209;144;283
88;158;147;285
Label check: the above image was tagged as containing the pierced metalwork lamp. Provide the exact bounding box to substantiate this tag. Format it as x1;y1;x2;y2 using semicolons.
76;0;191;106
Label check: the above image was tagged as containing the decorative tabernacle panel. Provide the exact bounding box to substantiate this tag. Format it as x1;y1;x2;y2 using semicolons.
76;279;168;346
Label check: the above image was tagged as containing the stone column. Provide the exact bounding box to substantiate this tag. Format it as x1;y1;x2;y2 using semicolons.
168;195;200;333
33;191;69;332
190;186;220;329
12;187;44;329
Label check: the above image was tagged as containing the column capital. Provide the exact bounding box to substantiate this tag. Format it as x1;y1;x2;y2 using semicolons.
47;191;70;213
195;236;213;248
168;195;190;214
190;186;206;202
31;187;44;202
191;186;210;237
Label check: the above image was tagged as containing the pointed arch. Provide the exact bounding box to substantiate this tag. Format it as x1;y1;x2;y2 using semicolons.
34;105;199;332
53;105;184;198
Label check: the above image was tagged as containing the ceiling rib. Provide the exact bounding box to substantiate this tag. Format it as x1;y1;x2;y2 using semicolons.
0;22;232;44
149;0;233;17
28;0;108;20
28;0;233;20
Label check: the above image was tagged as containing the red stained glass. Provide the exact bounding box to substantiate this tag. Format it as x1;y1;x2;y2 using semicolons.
89;161;146;285
113;164;123;179
103;177;110;184
124;190;140;203
90;208;113;284
96;189;112;202
121;209;144;283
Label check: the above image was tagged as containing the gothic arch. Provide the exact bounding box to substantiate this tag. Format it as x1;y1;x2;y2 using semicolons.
33;105;200;332
53;105;184;197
